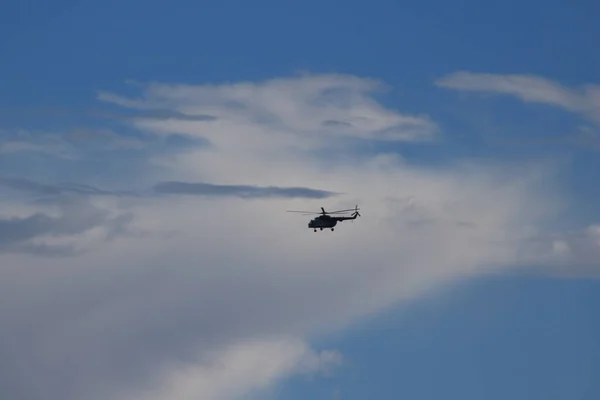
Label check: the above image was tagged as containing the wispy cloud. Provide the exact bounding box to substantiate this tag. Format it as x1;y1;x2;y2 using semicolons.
153;181;336;199
0;197;132;256
0;176;337;201
0;128;144;161
99;73;440;148
0;129;77;159
518;224;600;278
0;105;218;123
120;338;342;400
435;71;600;124
0;177;132;197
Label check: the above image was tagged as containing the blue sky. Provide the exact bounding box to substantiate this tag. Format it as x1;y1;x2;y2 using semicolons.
1;0;599;399
282;273;600;400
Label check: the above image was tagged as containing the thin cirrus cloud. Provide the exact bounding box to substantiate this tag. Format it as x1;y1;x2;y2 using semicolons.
435;70;600;124
0;104;218;123
0;176;337;201
0;177;128;196
152;181;337;199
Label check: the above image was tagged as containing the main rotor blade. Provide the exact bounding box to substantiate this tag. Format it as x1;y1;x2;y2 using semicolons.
287;207;360;215
327;208;359;214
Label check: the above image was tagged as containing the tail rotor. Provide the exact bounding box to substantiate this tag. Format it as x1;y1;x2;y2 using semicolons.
352;205;361;221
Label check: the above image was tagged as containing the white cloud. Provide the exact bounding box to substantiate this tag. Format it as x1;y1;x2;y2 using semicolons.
100;73;438;148
0;129;78;159
0;73;592;400
0;127;146;161
518;224;600;278
119;338;341;400
0;195;134;256
435;71;600;124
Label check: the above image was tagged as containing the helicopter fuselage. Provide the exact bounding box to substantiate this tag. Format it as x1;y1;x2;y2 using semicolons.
308;213;358;231
308;215;338;229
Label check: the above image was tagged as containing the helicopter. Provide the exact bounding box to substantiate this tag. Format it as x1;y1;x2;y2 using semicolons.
287;205;361;231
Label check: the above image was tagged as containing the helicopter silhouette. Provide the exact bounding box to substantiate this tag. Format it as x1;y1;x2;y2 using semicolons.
287;205;361;231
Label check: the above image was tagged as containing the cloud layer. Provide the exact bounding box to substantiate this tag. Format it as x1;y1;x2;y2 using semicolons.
152;181;336;199
0;176;336;201
1;72;597;400
436;71;600;125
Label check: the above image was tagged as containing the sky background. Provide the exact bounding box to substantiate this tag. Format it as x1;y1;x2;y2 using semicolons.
1;0;599;399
